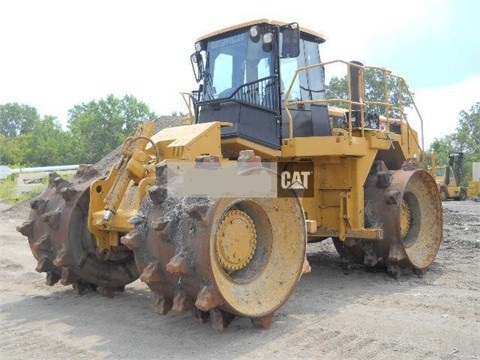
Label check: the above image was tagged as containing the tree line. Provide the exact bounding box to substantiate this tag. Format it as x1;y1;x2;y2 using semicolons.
426;102;480;185
0;95;156;166
1;93;478;185
327;71;479;184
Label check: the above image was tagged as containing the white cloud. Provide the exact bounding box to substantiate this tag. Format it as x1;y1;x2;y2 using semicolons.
0;0;477;139
413;75;480;148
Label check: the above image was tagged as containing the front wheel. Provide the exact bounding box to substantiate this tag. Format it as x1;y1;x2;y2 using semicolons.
122;162;308;330
17;168;139;296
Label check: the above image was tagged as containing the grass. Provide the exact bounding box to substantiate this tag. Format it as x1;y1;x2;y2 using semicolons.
0;174;47;205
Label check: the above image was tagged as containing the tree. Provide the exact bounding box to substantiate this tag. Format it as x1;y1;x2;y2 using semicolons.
0;116;76;167
453;102;480;157
25;116;77;166
326;67;412;117
426;135;455;170
0;133;31;166
452;102;480;184
0;103;39;138
428;102;480;184
326;76;349;101
68;94;157;163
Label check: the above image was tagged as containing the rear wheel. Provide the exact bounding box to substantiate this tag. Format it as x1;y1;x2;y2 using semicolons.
398;169;443;270
333;161;443;277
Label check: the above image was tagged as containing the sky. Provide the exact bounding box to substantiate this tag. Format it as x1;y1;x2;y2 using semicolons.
0;0;479;148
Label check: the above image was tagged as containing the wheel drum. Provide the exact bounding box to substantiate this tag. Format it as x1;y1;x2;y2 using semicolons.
197;197;306;317
365;168;443;270
127;164;307;323
17;171;139;290
399;170;443;269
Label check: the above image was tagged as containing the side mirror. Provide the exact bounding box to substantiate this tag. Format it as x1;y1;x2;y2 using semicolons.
190;52;204;82
281;23;300;58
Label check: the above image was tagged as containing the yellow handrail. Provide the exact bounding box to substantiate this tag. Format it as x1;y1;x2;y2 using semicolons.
283;60;424;157
180;92;195;124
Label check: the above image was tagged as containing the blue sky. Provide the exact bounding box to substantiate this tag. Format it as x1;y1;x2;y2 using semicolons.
0;0;478;148
368;0;480;88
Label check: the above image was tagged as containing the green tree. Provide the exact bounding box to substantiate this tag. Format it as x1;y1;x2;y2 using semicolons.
0;103;39;138
427;135;455;170
326;76;348;101
453;102;480;157
0;133;31;166
452;102;480;184
0;134;6;164
68;94;156;163
326;67;412;117
428;102;480;184
25;116;77;166
0;116;75;167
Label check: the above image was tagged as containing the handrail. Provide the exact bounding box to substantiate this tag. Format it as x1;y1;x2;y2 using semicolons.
180;92;196;124
283;60;424;156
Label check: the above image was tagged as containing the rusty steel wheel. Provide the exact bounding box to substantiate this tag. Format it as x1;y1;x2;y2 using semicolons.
17;167;139;296
122;161;308;331
396;169;443;270
335;161;443;277
364;161;443;275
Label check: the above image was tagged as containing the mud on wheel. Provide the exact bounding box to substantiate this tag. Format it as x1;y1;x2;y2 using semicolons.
17;166;139;296
122;160;308;331
333;160;443;277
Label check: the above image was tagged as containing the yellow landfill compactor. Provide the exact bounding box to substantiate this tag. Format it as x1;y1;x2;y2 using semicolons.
18;19;443;331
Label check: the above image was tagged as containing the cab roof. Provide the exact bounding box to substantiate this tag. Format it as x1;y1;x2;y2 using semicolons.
196;19;326;44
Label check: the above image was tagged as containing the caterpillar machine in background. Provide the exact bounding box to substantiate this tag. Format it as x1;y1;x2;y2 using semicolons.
467;162;480;201
18;19;443;331
431;152;467;201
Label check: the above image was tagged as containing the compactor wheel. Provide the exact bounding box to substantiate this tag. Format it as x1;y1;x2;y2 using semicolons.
394;169;443;271
17;167;139;295
334;161;443;277
124;160;308;331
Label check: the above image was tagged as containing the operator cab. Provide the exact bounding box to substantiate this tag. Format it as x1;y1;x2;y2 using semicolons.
190;19;327;150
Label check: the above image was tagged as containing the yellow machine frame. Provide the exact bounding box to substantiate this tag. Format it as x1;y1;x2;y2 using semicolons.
87;60;423;253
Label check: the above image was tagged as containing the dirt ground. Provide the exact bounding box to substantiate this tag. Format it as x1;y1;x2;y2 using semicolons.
1;199;479;360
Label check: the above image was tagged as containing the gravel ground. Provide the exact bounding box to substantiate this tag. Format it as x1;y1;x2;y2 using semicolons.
1;198;479;360
1;119;479;359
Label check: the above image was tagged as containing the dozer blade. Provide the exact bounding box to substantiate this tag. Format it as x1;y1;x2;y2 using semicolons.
124;156;308;330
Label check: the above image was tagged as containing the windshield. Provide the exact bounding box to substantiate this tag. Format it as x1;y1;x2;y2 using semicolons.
203;29;274;100
280;38;325;101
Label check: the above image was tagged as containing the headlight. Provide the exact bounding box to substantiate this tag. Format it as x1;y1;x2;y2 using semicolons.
249;26;259;38
263;32;273;44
